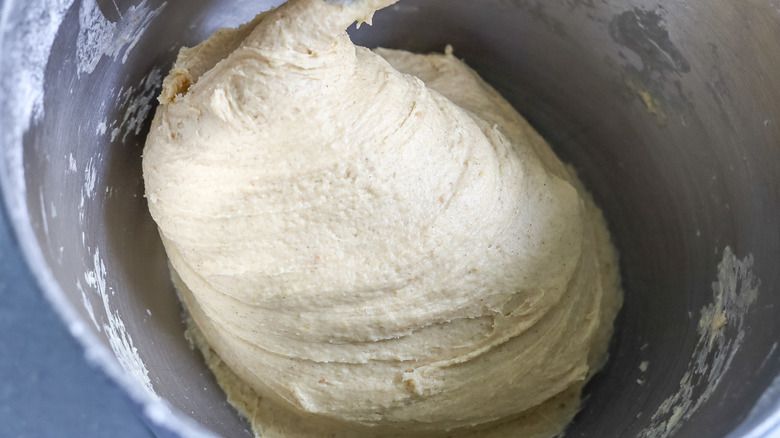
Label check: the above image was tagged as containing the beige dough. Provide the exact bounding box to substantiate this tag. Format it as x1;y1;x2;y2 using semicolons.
142;0;622;436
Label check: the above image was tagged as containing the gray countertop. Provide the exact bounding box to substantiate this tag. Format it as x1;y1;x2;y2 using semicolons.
0;202;155;438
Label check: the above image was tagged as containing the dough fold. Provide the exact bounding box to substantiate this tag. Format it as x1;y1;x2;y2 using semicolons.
143;0;622;436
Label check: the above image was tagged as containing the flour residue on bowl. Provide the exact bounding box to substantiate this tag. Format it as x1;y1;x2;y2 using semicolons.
76;0;167;76
83;247;158;400
109;67;162;142
72;59;163;402
72;0;173;420
0;0;76;211
640;246;759;438
77;157;97;223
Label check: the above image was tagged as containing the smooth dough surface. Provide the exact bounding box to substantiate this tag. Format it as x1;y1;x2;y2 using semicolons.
142;0;623;436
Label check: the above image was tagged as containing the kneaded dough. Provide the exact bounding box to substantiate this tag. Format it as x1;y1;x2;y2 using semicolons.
142;0;623;436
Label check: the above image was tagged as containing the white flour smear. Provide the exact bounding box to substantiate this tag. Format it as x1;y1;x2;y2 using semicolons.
77;0;166;76
0;0;170;425
640;247;759;437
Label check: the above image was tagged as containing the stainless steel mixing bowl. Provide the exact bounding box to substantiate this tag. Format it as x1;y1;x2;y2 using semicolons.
1;0;779;437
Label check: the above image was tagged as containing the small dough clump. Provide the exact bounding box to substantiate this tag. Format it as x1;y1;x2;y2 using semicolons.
143;0;622;437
